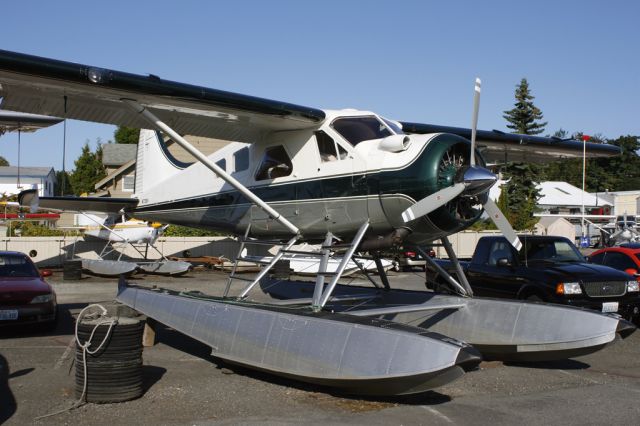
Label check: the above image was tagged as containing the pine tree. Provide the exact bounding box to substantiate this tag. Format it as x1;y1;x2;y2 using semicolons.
69;142;106;195
499;78;549;230
503;78;547;135
0;156;9;166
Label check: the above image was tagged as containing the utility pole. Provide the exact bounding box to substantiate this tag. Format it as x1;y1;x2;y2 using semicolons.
581;134;591;247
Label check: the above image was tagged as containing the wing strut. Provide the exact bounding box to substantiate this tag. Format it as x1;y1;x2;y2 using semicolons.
121;99;300;236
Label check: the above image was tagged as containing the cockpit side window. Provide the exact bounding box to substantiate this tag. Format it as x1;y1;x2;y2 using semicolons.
316;131;349;162
255;145;293;181
233;147;249;172
316;131;338;162
331;116;392;146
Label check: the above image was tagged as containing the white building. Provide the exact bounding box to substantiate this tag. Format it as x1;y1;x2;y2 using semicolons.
598;190;640;216
489;180;612;215
0;166;56;197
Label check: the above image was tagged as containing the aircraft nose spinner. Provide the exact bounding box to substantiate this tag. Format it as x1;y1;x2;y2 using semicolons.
460;165;498;196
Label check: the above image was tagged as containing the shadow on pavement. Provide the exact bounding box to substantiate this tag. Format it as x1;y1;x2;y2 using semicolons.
0;353;17;424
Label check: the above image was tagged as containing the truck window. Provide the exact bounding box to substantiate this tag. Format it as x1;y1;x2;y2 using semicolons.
488;241;514;265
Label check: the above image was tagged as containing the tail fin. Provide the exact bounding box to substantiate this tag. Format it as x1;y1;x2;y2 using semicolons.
135;130;191;195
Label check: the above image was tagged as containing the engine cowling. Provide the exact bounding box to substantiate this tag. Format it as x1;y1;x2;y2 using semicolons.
378;133;486;239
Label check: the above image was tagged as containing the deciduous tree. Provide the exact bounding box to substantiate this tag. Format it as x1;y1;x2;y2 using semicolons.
114;126;140;144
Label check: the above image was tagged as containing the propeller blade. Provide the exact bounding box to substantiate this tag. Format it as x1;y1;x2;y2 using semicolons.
470;78;481;167
17;188;40;213
401;183;465;223
483;198;522;250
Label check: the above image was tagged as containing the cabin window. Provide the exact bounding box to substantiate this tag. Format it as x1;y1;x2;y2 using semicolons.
316;131;349;162
216;158;226;172
122;174;135;192
233;147;249;172
255;145;292;181
331;116;392;146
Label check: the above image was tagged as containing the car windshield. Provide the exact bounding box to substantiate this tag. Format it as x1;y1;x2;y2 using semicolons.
0;254;39;278
520;239;583;263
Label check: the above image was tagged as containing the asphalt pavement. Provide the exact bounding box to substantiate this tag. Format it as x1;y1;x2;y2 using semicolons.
1;269;639;425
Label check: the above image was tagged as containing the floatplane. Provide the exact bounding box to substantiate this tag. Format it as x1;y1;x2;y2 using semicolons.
69;213;190;276
0;49;634;396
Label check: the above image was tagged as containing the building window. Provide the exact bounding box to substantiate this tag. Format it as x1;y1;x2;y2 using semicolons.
122;174;135;192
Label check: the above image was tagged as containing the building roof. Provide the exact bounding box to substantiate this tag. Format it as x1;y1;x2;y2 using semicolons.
489;180;611;208
537;181;611;207
102;143;137;166
0;166;54;178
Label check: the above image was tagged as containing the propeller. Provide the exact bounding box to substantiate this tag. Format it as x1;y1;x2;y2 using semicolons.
401;78;522;251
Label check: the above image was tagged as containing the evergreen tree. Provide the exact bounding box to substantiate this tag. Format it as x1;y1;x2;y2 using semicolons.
0;156;9;166
500;163;541;230
114;126;140;144
54;170;71;195
69;142;106;195
605;135;640;191
499;79;549;230
503;78;547;135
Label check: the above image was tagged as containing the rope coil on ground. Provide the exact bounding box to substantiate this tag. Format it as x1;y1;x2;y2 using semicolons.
35;304;118;420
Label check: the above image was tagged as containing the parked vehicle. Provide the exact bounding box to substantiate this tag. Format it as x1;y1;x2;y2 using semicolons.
0;251;57;330
390;246;435;271
589;244;640;281
427;235;640;323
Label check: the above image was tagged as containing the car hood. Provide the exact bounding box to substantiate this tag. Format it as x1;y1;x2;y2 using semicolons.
0;277;53;304
537;262;632;282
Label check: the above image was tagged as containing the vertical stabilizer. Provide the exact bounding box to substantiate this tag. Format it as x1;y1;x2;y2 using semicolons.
134;129;189;196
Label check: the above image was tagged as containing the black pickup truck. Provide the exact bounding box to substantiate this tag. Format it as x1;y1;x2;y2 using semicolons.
427;235;640;322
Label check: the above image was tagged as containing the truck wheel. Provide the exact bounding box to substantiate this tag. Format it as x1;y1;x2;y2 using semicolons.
525;295;544;302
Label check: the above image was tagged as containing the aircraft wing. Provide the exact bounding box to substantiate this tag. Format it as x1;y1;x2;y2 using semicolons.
18;189;138;214
0;50;325;143
400;122;621;163
0;110;63;133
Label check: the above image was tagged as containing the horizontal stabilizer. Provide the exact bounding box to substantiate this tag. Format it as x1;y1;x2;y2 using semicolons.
18;189;138;214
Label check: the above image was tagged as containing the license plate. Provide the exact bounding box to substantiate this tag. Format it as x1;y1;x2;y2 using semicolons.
602;302;619;313
0;309;19;320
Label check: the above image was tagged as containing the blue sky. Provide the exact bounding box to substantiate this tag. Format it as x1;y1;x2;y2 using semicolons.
1;0;638;169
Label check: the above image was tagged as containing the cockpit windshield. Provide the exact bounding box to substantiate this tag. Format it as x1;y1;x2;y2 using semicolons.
331;116;394;146
381;117;404;135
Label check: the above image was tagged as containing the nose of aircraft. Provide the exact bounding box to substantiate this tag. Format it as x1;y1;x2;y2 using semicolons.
461;165;498;196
